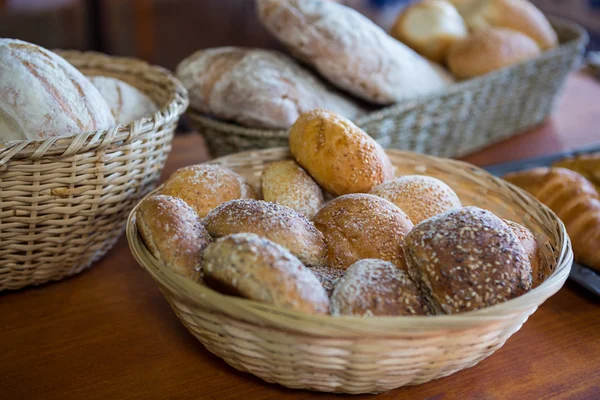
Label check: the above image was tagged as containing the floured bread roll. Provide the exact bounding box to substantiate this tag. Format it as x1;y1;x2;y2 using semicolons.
0;39;114;141
89;76;157;124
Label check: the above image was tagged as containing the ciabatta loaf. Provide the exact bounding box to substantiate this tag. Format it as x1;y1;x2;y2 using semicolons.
90;76;157;125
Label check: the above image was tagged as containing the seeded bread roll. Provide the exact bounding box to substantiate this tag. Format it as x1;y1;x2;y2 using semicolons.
160;164;257;218
203;233;330;315
136;195;211;281
175;47;365;129
404;206;532;314
204;199;327;267
313;194;414;270
289;109;393;196
308;265;346;297
504;220;544;287
370;175;461;225
89;76;157;124
256;0;454;105
0;39;114;141
261;160;324;218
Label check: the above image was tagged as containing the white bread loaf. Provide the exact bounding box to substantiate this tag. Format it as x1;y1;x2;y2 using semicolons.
89;76;157;125
256;0;455;105
391;0;468;63
0;39;115;141
176;47;366;129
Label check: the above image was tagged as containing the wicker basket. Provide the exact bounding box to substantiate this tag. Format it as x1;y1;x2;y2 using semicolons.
0;51;188;291
127;148;573;394
189;18;588;158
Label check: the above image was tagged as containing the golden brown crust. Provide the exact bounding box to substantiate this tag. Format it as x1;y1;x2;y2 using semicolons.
261;160;325;218
308;265;346;297
553;154;600;191
331;259;430;317
136;195;211;281
404;206;532;314
313;194;414;270
203;199;327;267
503;167;550;193
370;175;462;225
504;220;544;287
202;233;330;315
447;27;540;79
289;109;394;196
160;164;257;218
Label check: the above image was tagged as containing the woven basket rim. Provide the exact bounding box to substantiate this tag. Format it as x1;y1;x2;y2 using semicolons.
0;50;189;165
126;148;573;336
186;16;588;139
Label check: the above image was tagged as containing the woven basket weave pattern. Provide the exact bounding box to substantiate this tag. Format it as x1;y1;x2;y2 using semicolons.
189;19;587;158
0;51;188;291
127;148;572;394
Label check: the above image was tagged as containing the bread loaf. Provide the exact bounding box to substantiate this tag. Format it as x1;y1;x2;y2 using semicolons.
0;39;114;141
504;220;544;287
256;0;454;104
175;47;365;129
553;154;600;192
89;76;157;125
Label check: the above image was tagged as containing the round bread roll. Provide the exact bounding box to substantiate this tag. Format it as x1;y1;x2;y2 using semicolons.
202;233;330;315
446;27;540;79
204;199;327;266
136;195;211;281
289;109;394;196
458;0;558;50
331;259;430;317
261;160;324;218
0;39;114;141
504;220;544;287
313;194;414;270
160;164;257;218
370;175;461;225
89;76;157;124
308;265;346;297
391;0;468;63
404;206;533;314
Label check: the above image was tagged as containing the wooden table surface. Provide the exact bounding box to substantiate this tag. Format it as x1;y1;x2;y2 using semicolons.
1;72;600;400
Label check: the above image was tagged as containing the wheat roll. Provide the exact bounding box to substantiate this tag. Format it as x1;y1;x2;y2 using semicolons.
504;220;544;287
89;76;157;124
309;265;346;297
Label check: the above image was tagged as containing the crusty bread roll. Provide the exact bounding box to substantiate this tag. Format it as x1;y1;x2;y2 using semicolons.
370;175;461;224
175;47;365;129
256;0;454;105
160;164;257;218
0;39;114;141
203;233;330;315
404;206;532;314
504;168;600;271
553;154;600;191
331;259;429;317
204;199;327;267
458;0;558;50
289;110;393;196
504;220;544;287
391;0;468;63
261;160;324;218
308;265;346;296
446;27;540;79
136;195;211;281
89;76;157;124
313;194;414;270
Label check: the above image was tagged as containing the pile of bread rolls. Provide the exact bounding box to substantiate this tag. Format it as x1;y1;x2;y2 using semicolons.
391;0;557;78
0;39;158;142
136;108;545;317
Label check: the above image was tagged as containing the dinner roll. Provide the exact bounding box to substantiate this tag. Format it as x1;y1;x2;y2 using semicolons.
391;0;468;63
136;195;211;281
313;194;414;270
331;259;430;317
89;76;157;124
203;233;330;315
504;220;544;287
447;27;540;79
370;175;461;225
289;110;393;196
160;164;257;218
308;265;346;297
204;199;327;266
261;160;324;218
404;206;532;314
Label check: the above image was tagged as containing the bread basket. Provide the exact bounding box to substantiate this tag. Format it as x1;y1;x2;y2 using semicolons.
126;148;573;394
189;18;587;158
0;51;188;291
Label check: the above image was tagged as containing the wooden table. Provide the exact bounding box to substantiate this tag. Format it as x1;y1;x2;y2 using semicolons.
1;72;599;400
